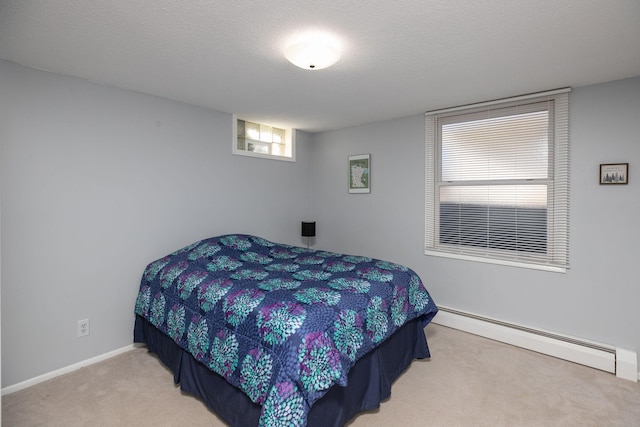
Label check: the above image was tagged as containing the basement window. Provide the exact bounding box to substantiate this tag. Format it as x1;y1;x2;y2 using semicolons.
425;89;570;272
233;115;296;161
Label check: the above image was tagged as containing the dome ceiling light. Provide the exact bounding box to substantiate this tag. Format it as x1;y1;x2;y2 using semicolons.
284;32;342;70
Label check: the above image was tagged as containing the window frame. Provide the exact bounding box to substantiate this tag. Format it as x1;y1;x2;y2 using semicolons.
425;89;570;272
232;115;296;162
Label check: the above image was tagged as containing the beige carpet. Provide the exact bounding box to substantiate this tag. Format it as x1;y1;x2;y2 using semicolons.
3;324;640;426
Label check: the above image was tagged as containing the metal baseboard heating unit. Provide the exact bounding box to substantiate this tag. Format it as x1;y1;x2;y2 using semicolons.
432;306;638;382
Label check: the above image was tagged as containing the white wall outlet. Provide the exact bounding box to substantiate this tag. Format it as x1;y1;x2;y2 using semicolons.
77;319;90;337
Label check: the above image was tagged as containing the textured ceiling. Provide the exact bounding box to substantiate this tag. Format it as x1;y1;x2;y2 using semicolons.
1;0;639;133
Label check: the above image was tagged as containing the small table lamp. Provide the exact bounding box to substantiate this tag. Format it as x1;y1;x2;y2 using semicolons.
301;221;316;248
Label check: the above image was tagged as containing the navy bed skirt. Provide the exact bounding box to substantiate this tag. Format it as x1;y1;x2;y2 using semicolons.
134;315;430;426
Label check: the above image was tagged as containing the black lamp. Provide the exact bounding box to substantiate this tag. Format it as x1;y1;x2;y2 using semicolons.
301;221;316;248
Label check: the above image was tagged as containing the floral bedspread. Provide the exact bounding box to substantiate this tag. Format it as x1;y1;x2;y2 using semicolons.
135;234;437;426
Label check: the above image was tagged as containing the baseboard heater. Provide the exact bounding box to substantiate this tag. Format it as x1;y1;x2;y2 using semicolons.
432;306;638;382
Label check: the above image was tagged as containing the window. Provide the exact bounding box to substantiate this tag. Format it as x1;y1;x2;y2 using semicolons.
233;116;296;161
425;89;570;272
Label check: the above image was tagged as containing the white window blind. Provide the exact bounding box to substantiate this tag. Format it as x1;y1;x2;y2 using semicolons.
425;89;570;272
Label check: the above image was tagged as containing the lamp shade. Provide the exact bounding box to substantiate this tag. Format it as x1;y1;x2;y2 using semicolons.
301;221;316;237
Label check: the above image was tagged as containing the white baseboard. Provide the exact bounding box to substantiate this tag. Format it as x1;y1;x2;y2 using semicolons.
4;309;638;396
432;306;638;382
1;344;138;396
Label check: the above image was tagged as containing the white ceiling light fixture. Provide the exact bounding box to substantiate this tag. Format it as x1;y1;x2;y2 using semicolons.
284;32;342;70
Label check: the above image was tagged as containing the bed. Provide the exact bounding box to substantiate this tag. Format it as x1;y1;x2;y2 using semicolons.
133;234;438;426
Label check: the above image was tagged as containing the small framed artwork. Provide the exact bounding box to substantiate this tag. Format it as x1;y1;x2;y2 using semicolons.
348;154;370;193
600;163;629;185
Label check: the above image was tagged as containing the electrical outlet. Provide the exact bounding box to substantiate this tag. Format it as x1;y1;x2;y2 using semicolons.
77;319;90;337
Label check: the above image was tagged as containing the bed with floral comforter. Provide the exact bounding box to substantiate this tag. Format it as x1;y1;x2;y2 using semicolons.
134;234;438;426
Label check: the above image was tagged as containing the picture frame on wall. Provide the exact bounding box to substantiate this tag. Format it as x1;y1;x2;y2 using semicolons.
599;163;628;185
348;154;370;193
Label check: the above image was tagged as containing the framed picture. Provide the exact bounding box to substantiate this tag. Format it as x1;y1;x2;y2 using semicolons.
600;163;629;185
348;154;370;193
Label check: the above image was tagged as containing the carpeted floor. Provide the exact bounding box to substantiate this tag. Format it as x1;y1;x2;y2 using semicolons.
3;324;640;426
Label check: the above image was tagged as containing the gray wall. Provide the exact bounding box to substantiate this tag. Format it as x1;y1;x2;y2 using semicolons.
0;60;313;387
2;57;638;389
311;77;640;366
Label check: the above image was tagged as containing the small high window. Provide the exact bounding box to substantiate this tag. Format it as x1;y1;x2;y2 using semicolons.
233;116;295;161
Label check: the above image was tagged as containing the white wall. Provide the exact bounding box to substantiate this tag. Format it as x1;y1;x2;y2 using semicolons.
311;77;640;366
0;60;313;387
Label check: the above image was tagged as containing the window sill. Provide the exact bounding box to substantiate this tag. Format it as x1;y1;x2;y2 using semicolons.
232;149;296;162
424;249;567;273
